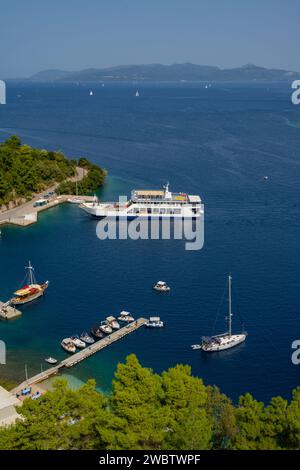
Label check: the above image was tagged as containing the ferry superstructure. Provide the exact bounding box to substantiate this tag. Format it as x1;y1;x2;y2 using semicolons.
80;184;203;219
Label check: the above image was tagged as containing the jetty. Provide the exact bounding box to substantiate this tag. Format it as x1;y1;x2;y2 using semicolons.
0;301;22;320
0;194;95;227
12;317;147;393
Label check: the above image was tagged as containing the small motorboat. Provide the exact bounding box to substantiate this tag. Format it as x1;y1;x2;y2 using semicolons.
106;316;120;330
90;325;104;339
61;338;76;354
153;281;170;292
67;198;82;204
45;357;58;364
145;316;164;328
190;344;202;350
100;321;113;334
117;311;135;323
80;332;95;344
70;336;86;349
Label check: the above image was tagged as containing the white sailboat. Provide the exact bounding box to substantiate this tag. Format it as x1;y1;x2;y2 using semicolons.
192;275;247;352
135;90;140;97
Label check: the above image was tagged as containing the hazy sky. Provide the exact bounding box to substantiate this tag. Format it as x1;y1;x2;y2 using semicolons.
1;0;300;77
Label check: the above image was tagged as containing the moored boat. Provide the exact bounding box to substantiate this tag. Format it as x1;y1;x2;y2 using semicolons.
67;198;82;204
70;336;86;349
80;332;95;344
45;357;58;364
90;325;104;339
100;321;113;334
61;338;76;354
192;275;247;352
117;311;134;323
106;316;120;330
80;183;203;220
145;316;164;328
11;261;49;306
153;281;170;292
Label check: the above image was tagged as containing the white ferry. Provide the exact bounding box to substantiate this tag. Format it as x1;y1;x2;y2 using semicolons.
80;184;203;219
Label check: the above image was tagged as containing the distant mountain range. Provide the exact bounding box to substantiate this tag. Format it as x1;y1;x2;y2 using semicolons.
29;63;300;82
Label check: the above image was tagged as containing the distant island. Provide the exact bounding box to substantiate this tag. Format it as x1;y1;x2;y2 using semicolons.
0;136;106;210
27;63;300;83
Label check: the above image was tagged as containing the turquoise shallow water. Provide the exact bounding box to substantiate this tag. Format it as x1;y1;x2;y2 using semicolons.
0;81;300;402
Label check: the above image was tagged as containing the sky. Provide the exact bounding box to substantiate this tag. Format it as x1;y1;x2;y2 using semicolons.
1;0;300;78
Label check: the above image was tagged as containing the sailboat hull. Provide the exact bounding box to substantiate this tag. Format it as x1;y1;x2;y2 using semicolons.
202;334;247;352
11;282;49;305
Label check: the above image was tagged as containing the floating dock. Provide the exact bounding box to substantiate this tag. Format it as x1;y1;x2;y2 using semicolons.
0;301;22;320
12;317;147;393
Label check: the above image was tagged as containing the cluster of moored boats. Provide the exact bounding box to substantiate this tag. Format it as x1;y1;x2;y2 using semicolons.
60;311;135;354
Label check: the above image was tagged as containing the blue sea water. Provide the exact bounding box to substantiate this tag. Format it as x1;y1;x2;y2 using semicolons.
0;81;300;403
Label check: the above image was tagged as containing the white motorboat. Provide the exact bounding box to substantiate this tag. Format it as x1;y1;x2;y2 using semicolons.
197;275;247;352
45;357;58;364
67;198;82;204
100;321;113;334
70;336;86;349
106;316;120;330
117;311;135;323
190;344;202;350
80;332;95;344
61;338;76;354
153;281;170;292
145;316;164;328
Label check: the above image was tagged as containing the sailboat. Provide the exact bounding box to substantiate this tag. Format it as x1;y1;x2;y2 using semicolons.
89;90;93;96
135;90;140;97
11;262;49;306
192;275;247;352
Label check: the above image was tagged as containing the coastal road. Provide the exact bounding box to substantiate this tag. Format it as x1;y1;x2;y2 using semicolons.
0;167;87;222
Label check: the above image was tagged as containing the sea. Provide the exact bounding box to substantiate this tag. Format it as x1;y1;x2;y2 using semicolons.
0;80;300;403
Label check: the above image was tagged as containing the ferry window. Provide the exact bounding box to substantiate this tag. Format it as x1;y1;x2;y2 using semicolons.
160;209;166;214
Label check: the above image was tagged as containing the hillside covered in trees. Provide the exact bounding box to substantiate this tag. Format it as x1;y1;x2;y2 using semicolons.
0;354;299;450
0;136;106;207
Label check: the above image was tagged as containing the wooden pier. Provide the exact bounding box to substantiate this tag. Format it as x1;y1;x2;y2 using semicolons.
0;301;22;320
12;317;147;393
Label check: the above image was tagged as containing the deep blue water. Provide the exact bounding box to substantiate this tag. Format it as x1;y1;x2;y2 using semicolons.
0;81;300;402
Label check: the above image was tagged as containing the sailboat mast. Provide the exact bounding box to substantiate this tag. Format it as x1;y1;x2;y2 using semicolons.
228;274;232;337
27;261;34;285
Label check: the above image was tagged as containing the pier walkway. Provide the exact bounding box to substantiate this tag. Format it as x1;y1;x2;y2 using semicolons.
0;301;22;320
12;318;147;393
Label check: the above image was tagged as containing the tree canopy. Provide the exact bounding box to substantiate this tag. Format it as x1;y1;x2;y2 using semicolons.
0;136;105;206
0;354;298;450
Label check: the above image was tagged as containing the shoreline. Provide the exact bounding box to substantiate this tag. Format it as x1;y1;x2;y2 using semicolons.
0;194;95;227
0;166;94;228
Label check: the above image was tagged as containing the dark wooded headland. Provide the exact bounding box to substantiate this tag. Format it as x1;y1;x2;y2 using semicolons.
0;136;106;209
0;354;299;450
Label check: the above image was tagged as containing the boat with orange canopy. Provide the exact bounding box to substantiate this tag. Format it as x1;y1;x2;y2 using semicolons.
10;261;49;305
